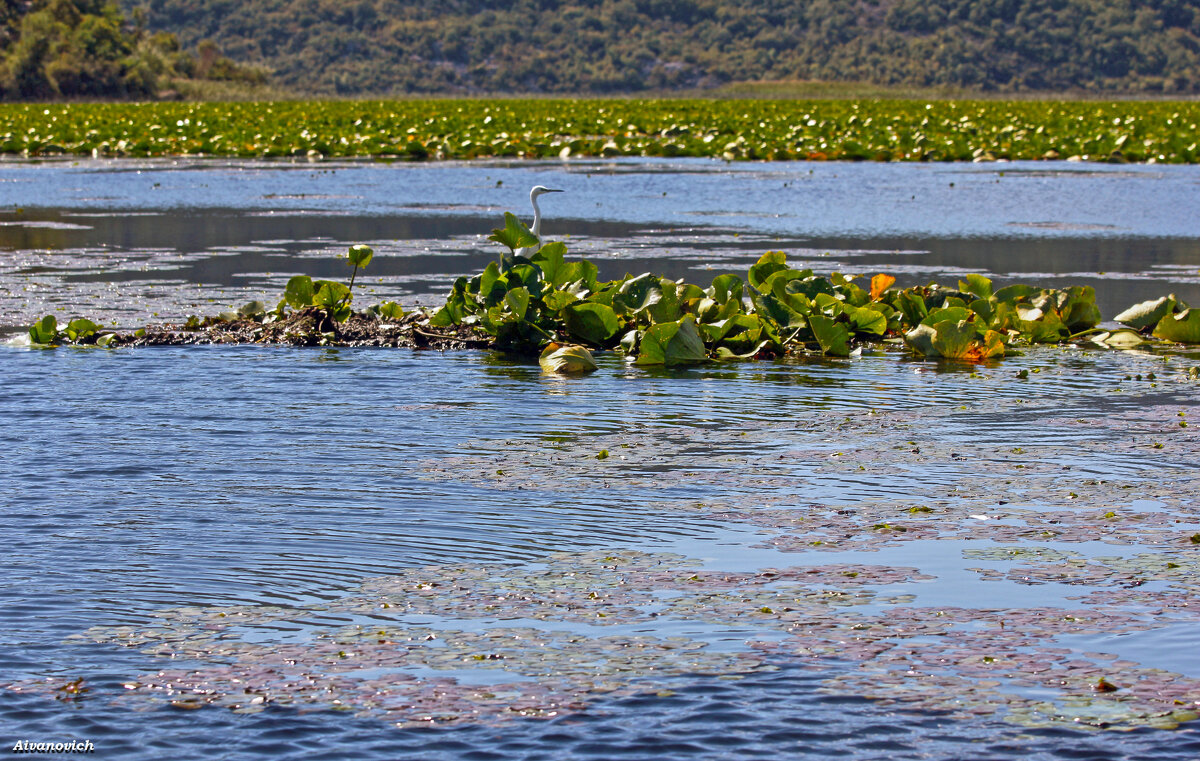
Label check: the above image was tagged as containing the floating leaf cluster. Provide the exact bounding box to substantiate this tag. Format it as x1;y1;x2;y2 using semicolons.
1;99;1197;162
22;211;1200;361
6;543;1197;732
429;212;1200;363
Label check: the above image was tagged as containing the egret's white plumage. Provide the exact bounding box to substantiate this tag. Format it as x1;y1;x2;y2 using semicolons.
514;185;563;261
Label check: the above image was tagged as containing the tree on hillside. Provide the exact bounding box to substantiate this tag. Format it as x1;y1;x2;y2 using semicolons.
0;0;267;99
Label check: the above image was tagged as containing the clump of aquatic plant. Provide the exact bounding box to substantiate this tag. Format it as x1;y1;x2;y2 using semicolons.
3;100;1198;163
26;315;115;347
1114;295;1200;344
430;212;1126;365
276;244;376;327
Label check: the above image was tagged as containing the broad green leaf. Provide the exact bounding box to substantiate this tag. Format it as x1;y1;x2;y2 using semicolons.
478;261;503;305
1115;296;1177;330
285;275;315;309
1060;286;1101;331
1091;329;1147;349
709;273;744;304
347;244;374;269
715;313;766;352
929;319;977;359
636;316;707;366
1153;308;1200;343
530;241;567;282
554;260;599;291
29;315;58;345
505;286;530;319
647;279;682;323
783;275;834;301
563;302;620;345
921;306;972;327
809;314;851;356
315;281;352;310
844;304;887;335
756;294;807;330
429;303;458;327
614;273;662;316
763;268;809;296
1025;312;1069;343
993;284;1038;303
904;323;938;357
969;298;995;326
238;300;267;318
958;274;993;300
542;290;578;312
65;318;99;341
331;304;353;323
714;340;772;361
488;211;539;253
748;251;789;292
376;301;405;320
539;343;598;374
895;290;928;325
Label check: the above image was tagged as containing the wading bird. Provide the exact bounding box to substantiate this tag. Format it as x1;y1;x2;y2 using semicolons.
515;185;563;259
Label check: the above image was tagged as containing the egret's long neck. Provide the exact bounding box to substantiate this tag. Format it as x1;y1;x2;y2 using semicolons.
530;195;543;238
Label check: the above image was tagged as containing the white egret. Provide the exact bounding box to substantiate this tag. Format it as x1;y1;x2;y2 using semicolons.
515;185;563;260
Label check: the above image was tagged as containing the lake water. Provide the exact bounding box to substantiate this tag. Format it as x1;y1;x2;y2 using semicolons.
2;158;1200;760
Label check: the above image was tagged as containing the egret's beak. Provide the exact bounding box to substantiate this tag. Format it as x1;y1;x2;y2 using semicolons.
545;188;564;193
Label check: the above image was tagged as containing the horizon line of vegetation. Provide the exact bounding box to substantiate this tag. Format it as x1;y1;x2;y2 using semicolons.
2;98;1198;163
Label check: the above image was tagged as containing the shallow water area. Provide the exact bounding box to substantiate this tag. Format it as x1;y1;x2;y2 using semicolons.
2;159;1200;759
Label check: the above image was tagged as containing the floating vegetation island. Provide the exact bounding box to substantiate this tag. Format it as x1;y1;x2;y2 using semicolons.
21;212;1200;364
2;98;1199;163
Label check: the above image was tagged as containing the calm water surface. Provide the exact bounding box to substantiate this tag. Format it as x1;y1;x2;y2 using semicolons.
2;159;1200;760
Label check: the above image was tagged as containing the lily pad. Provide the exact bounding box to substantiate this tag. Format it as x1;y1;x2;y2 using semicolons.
1152;308;1200;344
1115;296;1177;331
635;316;707;366
539;343;598;374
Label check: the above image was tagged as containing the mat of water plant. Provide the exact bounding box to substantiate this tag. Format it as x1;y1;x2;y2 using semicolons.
4;99;1198;162
6;344;1200;757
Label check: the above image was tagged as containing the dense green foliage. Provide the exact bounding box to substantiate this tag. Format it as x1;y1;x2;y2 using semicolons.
121;0;1200;95
28;215;1198;355
422;211;1200;364
430;211;1113;363
3;98;1198;162
0;0;266;100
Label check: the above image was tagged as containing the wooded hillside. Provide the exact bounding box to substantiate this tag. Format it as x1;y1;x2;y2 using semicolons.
123;0;1200;95
0;0;266;99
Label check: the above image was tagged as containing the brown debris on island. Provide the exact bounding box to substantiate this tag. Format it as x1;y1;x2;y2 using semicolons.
109;308;492;351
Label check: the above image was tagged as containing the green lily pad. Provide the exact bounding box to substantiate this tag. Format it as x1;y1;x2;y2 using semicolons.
530;242;567;282
28;315;58;345
809;314;851;357
284;276;315;309
636;316;707;366
747;251;789;292
504;286;531;320
959;274;994;300
1152;308;1200;344
488;212;539;253
929;319;977;359
563;302;620;345
347;244;374;269
1116;296;1178;330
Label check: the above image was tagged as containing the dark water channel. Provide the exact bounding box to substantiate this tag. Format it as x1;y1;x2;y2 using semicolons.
2;158;1200;760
